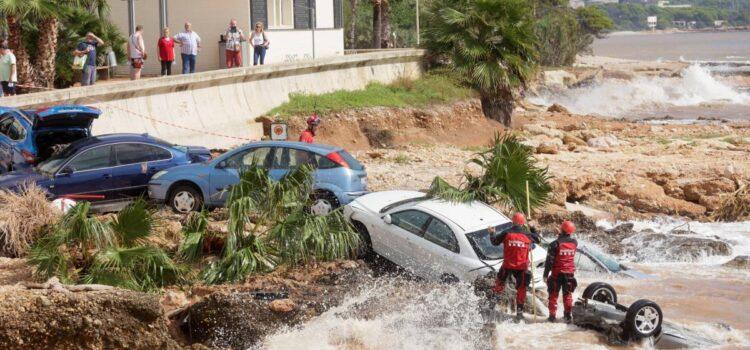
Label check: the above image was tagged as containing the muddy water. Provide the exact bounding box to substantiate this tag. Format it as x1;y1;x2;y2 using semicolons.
257;220;750;349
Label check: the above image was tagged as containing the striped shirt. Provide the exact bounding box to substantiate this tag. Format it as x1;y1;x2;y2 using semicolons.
174;31;201;55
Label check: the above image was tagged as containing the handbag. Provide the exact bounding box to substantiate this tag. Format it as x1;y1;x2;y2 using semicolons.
131;58;144;69
72;55;87;70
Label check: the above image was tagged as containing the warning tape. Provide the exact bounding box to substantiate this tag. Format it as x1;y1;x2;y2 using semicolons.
106;104;254;142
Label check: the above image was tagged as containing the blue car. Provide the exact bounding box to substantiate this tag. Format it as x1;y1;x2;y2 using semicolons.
0;104;102;172
0;133;210;210
148;141;369;214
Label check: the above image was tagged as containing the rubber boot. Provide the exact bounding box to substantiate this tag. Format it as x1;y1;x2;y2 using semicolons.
547;315;556;323
514;304;525;322
564;312;572;323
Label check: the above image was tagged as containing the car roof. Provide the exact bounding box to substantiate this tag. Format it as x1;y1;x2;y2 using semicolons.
413;199;510;232
68;133;172;151
240;141;341;154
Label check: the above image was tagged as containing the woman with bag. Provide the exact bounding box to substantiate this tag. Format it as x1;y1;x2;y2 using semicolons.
251;22;270;66
128;24;147;80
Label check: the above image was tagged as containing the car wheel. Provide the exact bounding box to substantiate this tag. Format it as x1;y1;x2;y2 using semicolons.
582;282;618;305
169;185;203;213
624;299;663;339
352;221;375;260
311;191;340;216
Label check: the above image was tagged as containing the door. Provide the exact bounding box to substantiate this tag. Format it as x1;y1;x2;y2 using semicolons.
381;209;432;277
0;114;26;171
50;145;114;200
208;146;273;205
414;217;462;280
110;143;175;200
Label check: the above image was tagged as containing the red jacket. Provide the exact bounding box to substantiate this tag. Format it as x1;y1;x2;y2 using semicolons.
544;235;578;277
491;225;540;270
157;37;175;61
299;130;314;143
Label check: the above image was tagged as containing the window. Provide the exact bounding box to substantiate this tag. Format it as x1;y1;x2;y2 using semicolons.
575;253;603;273
0;115;25;141
424;219;459;253
114;143;172;165
225;147;272;169
67;146;113;171
268;0;293;29
272;148;318;169
391;210;430;236
315;154;338;169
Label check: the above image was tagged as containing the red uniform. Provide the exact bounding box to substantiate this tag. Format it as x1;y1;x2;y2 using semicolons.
299;129;315;143
544;235;578;319
490;224;540;309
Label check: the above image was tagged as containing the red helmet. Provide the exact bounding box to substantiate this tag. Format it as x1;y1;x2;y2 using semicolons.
511;212;526;226
561;220;576;234
307;114;321;126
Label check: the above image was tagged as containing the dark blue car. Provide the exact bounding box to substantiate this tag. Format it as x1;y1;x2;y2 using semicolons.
0;133;210;210
0;104;102;172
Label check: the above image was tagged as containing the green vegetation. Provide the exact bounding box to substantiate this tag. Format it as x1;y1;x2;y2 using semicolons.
535;3;614;66
428;134;552;215
423;0;538;127
391;154;411;164
597;0;750;30
267;72;474;117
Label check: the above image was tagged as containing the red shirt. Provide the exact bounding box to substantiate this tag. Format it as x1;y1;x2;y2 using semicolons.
157;37;175;61
299;130;314;143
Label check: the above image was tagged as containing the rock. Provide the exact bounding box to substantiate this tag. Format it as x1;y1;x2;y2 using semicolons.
161;291;189;311
536;142;560;154
587;134;620;148
543;70;578;89
367;151;384;159
339;260;359;270
614;175;706;218
625;233;733;262
547;103;570;114
269;299;296;313
682;178;736;203
524;123;564;139
562;134;587;146
723;256;750;270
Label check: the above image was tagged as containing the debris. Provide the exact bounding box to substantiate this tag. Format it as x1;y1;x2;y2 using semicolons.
269;299;296;313
547;103;570;114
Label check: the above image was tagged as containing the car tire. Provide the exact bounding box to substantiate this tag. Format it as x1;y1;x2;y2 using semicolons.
352;221;375;260
310;191;340;216
624;299;663;339
582;282;618;305
169;185;203;214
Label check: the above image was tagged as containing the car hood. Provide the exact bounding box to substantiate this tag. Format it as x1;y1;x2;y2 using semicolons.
0;169;47;189
351;190;426;213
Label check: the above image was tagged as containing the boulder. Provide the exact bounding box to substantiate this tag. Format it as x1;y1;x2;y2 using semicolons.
524;123;564;139
562;134;587;146
682;178;736;203
536;142;560;154
613;175;706;218
269;299;296;313
587;135;620;148
547;103;570;114
623;233;733;262
723;255;750;270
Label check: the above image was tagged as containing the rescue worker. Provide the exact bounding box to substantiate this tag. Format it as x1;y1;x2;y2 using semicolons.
490;212;541;320
543;220;578;323
299;114;320;143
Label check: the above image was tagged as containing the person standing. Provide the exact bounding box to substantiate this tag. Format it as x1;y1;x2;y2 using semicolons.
489;212;541;321
0;45;17;96
224;19;245;68
299;115;320;143
544;221;578;323
128;25;147;80
174;22;201;74
251;22;270;66
157;27;175;76
74;32;104;86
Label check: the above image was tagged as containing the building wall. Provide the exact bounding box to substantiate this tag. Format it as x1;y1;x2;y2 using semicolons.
108;0;343;76
2;50;424;149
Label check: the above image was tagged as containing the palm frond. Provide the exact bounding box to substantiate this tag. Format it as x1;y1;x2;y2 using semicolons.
110;198;153;247
57;202;115;250
426;176;477;203
85;245;182;291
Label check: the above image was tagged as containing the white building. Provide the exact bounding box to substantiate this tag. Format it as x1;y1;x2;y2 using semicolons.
108;0;344;76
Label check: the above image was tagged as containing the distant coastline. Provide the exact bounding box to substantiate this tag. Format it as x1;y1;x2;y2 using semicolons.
608;26;750;36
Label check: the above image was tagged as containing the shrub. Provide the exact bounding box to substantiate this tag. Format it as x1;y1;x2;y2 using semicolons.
0;184;60;258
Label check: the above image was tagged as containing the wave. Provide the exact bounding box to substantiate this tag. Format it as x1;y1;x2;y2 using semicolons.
531;65;750;118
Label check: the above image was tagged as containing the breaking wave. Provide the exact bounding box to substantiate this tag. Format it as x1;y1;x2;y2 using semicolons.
531;65;750;118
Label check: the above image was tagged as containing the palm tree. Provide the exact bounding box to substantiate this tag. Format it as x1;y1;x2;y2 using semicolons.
371;0;392;48
423;0;538;127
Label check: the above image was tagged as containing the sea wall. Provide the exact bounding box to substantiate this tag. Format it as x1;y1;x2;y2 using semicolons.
2;49;424;149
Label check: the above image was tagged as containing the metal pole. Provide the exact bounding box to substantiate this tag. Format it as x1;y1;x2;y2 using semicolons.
415;0;420;46
127;0;136;35
311;6;316;58
159;0;168;30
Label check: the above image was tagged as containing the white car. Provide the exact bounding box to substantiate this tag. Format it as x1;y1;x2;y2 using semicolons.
344;190;547;284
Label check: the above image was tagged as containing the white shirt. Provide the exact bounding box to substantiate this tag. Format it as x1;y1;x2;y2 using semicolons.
175;31;201;55
251;32;266;46
129;32;145;59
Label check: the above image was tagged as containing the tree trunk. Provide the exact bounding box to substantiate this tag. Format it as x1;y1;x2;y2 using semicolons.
480;91;514;127
35;17;59;88
348;0;358;48
371;0;392;48
6;15;35;87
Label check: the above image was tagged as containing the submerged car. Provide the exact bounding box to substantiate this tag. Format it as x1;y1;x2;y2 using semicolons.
0;105;101;172
576;244;651;279
148;141;368;213
0;133;209;211
573;282;718;348
343;190;547;284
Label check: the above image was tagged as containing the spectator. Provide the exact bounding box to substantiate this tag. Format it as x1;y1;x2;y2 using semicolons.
224;19;245;68
128;24;147;80
250;22;270;66
174;22;201;74
0;45;17;96
157;27;175;76
74;32;104;86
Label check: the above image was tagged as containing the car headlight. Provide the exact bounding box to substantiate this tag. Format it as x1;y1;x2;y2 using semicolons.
151;170;168;180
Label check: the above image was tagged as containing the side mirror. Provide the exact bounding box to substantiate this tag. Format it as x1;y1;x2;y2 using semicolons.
382;214;392;224
58;166;74;176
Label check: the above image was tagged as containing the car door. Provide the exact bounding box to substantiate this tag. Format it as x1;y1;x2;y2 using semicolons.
379;209;432;277
414;217;462;280
0;114;26;171
110;143;174;200
208;146;273;205
50;145;114;200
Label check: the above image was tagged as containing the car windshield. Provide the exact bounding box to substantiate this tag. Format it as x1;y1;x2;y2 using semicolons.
581;245;622;273
465;222;512;260
36;145;77;174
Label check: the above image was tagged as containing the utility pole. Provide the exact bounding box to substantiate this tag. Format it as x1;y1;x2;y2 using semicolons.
311;5;317;58
126;0;136;35
159;0;168;30
375;0;382;48
415;0;420;46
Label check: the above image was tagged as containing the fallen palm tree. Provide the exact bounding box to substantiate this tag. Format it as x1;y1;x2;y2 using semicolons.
0;184;60;257
711;181;750;222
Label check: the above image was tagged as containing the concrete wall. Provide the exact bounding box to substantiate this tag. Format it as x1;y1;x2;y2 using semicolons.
2;50;424;149
108;0;343;76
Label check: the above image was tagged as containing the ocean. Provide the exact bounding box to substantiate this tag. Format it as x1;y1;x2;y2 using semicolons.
593;31;750;62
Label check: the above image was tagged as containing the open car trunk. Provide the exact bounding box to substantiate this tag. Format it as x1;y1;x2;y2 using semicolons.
29;105;101;162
